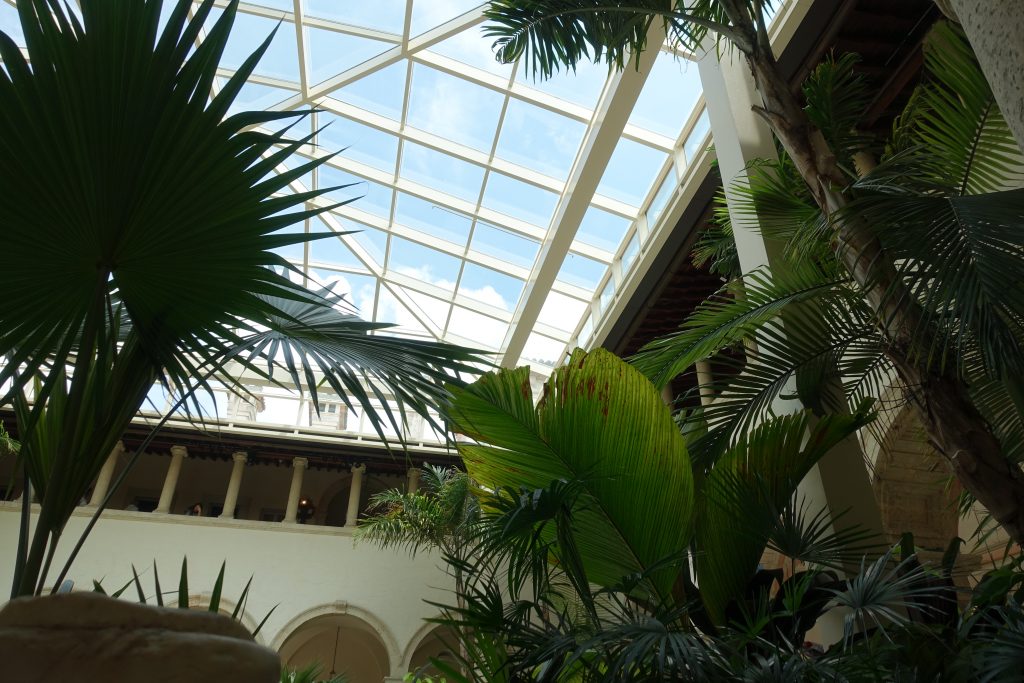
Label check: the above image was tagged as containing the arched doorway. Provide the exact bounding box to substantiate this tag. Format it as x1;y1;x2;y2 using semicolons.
406;625;458;678
279;613;391;683
872;409;959;554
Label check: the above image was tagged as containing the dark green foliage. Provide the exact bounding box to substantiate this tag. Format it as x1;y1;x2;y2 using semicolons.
0;0;487;598
93;557;276;637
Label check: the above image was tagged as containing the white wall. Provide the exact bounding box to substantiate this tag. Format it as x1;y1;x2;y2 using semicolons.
0;504;455;681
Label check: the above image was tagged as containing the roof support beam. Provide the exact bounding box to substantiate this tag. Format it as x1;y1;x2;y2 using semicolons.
498;25;665;368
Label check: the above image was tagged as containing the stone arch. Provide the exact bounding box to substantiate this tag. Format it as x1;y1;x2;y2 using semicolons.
871;403;959;554
272;602;401;681
402;621;459;675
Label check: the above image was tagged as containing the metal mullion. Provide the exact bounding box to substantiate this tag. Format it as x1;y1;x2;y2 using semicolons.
274;48;405;111
497;25;665;367
450;294;514;324
214;68;301;92
410;51;511;93
621;124;676;151
286;7;482;108
401;0;412;50
292;0;309;99
214;0;294;21
301;16;402;44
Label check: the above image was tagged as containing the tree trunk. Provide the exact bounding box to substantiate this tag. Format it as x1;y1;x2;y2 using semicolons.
728;15;1024;544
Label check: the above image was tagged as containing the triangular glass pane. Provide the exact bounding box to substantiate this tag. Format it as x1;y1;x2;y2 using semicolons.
214;9;299;82
348;222;388;266
310;270;378;316
410;0;481;36
398;287;451;331
376;288;432;336
307;0;406;34
335;61;407;121
306;26;392;86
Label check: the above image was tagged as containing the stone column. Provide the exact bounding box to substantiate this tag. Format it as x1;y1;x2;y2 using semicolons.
407;466;421;495
155;445;187;514
88;441;125;506
220;451;248;519
947;0;1024;151
345;464;365;527
698;50;885;539
283;457;308;524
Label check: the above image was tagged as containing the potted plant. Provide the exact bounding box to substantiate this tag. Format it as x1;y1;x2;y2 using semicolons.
0;0;483;678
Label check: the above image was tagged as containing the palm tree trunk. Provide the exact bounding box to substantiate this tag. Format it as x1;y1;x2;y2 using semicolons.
727;15;1024;544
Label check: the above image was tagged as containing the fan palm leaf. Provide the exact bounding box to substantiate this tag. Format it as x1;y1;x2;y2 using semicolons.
0;0;487;597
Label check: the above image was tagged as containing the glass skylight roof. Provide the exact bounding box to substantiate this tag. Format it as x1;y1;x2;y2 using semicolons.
0;0;715;433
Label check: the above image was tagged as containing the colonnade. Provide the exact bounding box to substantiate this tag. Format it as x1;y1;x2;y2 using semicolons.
90;442;424;527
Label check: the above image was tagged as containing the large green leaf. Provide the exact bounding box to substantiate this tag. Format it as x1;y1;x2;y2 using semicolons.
448;348;694;601
695;407;874;622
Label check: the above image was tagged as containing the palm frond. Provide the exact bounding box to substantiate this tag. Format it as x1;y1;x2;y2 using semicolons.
831;547;949;644
223;285;486;446
765;498;880;570
695;407;875;621
802;52;874;170
483;1;754;82
889;21;1024;196
448;348;695;602
630;265;847;389
692;187;741;280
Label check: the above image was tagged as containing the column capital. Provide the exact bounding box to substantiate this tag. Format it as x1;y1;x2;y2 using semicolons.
293;457;309;470
407;466;420;478
231;451;248;464
350;463;365;474
169;445;188;459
